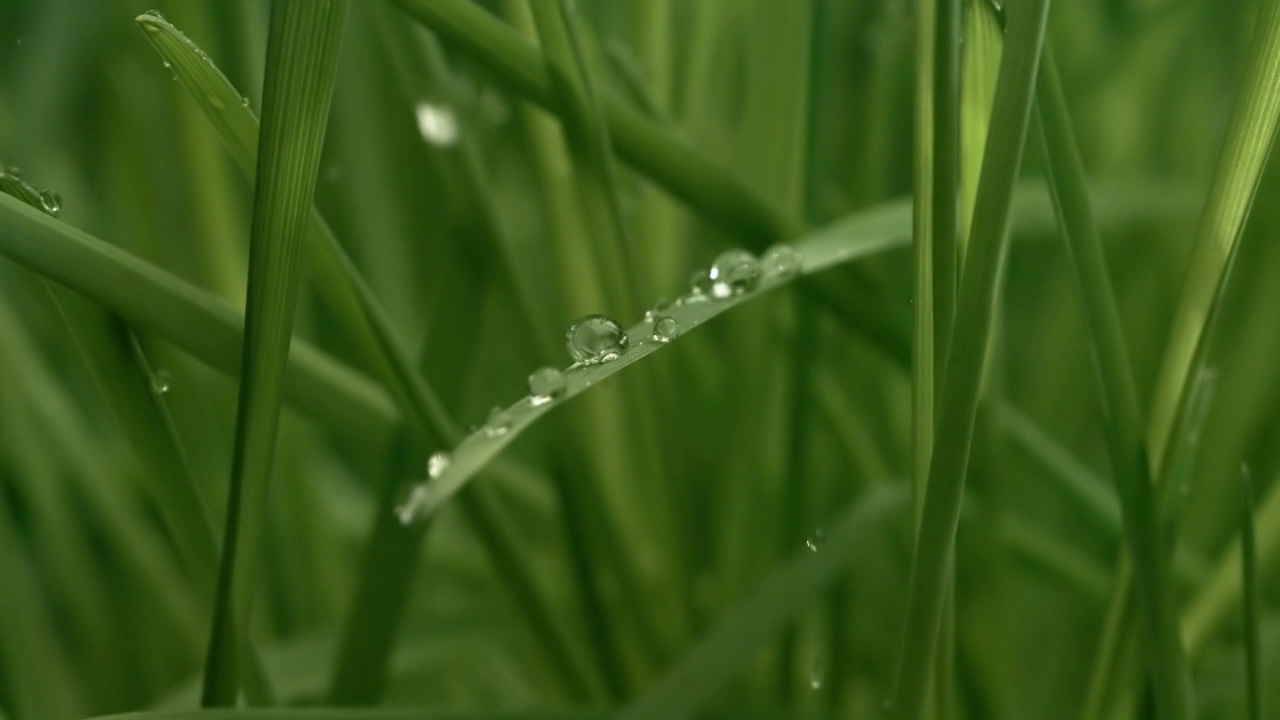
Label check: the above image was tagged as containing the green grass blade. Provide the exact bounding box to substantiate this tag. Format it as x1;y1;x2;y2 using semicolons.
201;0;349;705
1240;465;1263;720
889;0;1051;716
932;0;961;373
618;487;908;720
0;192;396;447
1035;44;1192;720
1146;0;1280;469
911;0;937;527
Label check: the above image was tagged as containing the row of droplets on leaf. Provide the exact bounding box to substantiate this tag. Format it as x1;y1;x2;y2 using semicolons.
0;166;61;217
395;244;801;525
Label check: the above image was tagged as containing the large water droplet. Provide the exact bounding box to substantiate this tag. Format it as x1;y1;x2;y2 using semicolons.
566;314;628;365
38;190;61;217
709;249;760;298
152;369;173;395
415;101;459;147
426;451;450;479
805;528;825;552
762;244;801;279
528;367;567;405
651;316;679;343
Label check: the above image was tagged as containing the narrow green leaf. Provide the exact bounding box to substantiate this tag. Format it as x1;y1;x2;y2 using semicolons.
0;192;397;448
1145;0;1280;470
90;712;608;720
1240;465;1263;720
911;0;937;527
201;0;349;704
619;487;908;720
1035;44;1193;719
889;0;1051;717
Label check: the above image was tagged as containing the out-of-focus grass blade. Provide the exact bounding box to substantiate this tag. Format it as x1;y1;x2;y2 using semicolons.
1239;465;1263;720
910;0;937;524
1035;45;1192;720
618;487;907;720
888;0;1050;717
201;0;349;705
90;712;609;720
134;12;453;445
0;192;396;447
1146;0;1280;470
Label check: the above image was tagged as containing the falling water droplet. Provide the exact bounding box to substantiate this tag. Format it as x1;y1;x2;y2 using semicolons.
528;367;567;406
38;190;61;217
762;244;801;279
709;249;760;298
805;528;825;552
415;101;459;147
651;316;679;343
426;451;451;479
484;406;512;438
565;314;628;365
152;369;173;395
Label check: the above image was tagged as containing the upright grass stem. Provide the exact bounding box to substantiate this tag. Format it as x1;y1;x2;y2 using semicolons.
890;0;1051;716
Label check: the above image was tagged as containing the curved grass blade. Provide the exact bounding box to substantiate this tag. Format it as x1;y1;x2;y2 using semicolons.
1145;0;1280;470
888;0;1051;716
618;487;908;720
1035;44;1192;720
201;0;349;704
0;192;397;447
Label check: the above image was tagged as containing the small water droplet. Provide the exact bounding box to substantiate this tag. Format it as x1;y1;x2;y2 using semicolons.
152;369;173;395
141;9;167;22
651;316;679;343
528;367;567;405
241;95;250;108
643;298;671;322
688;267;712;298
565;314;628;365
805;528;825;552
415;101;459;147
426;451;450;479
709;249;760;298
395;483;429;525
162;60;171;69
809;661;825;690
762;244;801;279
484;406;511;438
38;190;61;217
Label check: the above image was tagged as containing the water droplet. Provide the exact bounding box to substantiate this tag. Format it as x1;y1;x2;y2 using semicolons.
805;528;825;552
651;316;679;343
241;95;250;108
809;661;825;690
414;101;459;147
395;483;430;525
484;406;511;438
565;314;628;365
528;367;566;405
152;369;173;395
643;299;671;322
762;244;801;279
709;249;760;298
688;267;712;298
38;190;61;217
141;9;167;22
162;60;171;69
426;451;450;479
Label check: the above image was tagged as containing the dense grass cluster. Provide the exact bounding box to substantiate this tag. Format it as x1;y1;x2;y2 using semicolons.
0;0;1277;718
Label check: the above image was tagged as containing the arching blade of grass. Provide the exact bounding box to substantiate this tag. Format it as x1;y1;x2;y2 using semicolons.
889;0;1050;717
1145;0;1280;471
389;0;912;367
618;486;908;720
1034;44;1192;720
200;0;349;705
0;192;396;447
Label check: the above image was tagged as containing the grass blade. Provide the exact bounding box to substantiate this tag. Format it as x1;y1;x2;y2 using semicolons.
889;0;1051;716
1034;44;1192;720
0;192;396;447
619;487;908;720
1240;465;1263;720
201;0;349;704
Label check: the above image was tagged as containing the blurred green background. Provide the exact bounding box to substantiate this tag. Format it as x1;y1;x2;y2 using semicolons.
0;0;1276;718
